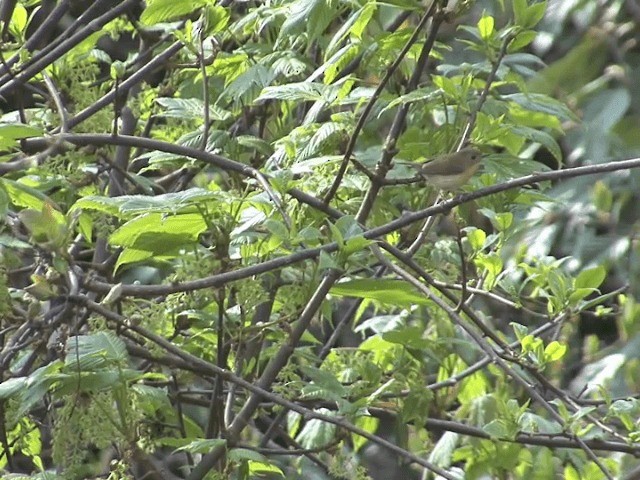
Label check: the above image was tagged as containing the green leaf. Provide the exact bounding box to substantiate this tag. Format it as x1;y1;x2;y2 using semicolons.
565;464;580;480
110;61;126;80
519;412;563;434
568;287;595;305
483;419;508;439
202;5;229;35
318;250;338;270
110;213;207;252
55;370;124;394
466;228;486;251
235;135;274;156
478;15;494;41
0;123;43;142
247;460;284;477
458;371;488;405
504;93;577;122
326;3;374;58
474;253;503;290
0;233;31;249
523;1;546;29
278;0;336;43
114;248;154;271
528;32;608;94
221;64;276;103
544;341;567;362
9;3;28;38
1;179;49;210
352;416;379;453
173;438;227;454
384;326;433;349
299;121;347;160
575;265;606;290
334;215;364;240
66;332;128;368
510;323;529;342
141;0;209;25
512;0;528;26
0;377;27;400
508;30;537;52
18;204;67;247
11;363;63;419
349;2;375;40
342;235;372;256
493;212;513;231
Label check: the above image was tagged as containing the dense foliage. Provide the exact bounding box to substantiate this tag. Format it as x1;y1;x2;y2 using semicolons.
1;0;640;479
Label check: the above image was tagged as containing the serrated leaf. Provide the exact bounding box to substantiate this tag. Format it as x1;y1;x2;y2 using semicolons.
66;332;128;368
156;97;231;121
221;64;276;103
72;188;219;217
299;121;345;160
256;82;325;102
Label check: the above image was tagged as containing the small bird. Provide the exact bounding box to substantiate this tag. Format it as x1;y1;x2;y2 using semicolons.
418;147;483;190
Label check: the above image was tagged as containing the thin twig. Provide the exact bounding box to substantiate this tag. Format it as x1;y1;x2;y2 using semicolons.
454;224;467;312
42;73;70;133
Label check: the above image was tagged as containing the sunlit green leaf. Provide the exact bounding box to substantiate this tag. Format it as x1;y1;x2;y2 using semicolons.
141;0;209;25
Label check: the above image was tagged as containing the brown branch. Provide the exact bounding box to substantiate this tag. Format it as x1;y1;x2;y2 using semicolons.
66;153;640;298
